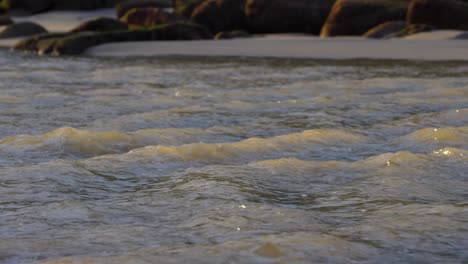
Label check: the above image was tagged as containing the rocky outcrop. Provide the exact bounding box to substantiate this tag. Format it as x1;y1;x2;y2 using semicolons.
245;0;335;34
363;21;407;38
71;17;128;33
0;22;48;38
120;7;179;28
116;0;172;18
407;0;468;30
9;0;123;14
14;22;213;55
320;0;410;37
191;0;246;33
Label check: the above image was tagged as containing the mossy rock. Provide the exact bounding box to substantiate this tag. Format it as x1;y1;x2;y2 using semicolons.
0;21;48;39
320;0;410;37
15;22;213;55
71;17;129;33
116;0;172;18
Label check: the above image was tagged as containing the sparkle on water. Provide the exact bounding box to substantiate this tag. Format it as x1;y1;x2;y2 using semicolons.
0;50;467;263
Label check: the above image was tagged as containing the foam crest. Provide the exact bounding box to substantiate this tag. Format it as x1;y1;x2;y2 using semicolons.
125;129;365;163
0;126;240;161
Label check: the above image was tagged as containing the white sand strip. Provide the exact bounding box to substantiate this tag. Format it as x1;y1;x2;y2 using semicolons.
12;8;116;32
86;34;468;61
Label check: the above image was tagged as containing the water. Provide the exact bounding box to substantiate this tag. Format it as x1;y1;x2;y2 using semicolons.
0;49;467;263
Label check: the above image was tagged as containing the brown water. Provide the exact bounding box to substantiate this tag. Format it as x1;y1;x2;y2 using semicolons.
0;50;467;263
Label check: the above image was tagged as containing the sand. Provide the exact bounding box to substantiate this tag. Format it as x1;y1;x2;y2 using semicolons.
85;34;468;61
1;9;467;61
12;8;116;32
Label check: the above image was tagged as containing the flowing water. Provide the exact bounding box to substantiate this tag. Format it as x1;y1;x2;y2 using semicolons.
0;50;467;263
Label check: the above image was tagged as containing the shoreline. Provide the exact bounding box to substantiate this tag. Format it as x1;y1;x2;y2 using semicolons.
0;9;467;61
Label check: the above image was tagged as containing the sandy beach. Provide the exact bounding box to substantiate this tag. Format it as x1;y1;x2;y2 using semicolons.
84;35;468;61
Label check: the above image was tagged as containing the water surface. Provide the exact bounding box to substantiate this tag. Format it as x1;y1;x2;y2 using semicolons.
0;50;467;263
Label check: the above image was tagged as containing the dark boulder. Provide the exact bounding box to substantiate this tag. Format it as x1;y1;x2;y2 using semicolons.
0;13;12;25
0;21;47;39
191;0;246;33
407;0;468;30
245;0;335;34
320;0;410;37
120;7;180;28
215;30;251;39
116;0;172;18
172;0;205;17
14;22;213;55
71;17;128;33
363;21;407;38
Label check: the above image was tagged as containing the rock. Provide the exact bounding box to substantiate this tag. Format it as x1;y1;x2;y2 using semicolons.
396;23;434;37
172;0;205;17
320;0;410;37
245;0;335;34
0;15;12;26
9;0;123;14
191;0;246;33
13;32;70;52
120;7;180;28
363;21;407;38
407;0;468;31
116;0;172;18
0;22;48;39
71;17;128;33
14;22;213;55
214;30;251;39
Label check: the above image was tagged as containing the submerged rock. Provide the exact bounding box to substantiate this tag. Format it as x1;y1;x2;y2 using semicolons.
407;0;468;31
320;0;410;37
120;7;179;28
363;21;408;39
191;0;246;33
14;22;213;55
245;0;335;34
116;0;172;18
0;21;47;39
71;17;129;33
